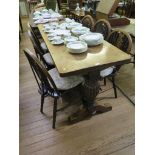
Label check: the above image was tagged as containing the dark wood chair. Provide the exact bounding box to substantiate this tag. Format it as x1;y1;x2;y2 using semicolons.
28;30;55;70
24;49;84;128
125;0;135;18
100;29;132;98
81;15;95;31
93;19;112;40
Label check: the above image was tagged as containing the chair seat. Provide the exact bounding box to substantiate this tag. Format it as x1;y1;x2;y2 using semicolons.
100;67;114;78
43;53;54;66
48;68;84;90
40;42;48;52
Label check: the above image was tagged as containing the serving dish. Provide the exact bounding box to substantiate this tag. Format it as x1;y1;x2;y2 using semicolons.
51;39;64;45
79;33;104;46
66;22;82;29
71;27;90;36
66;41;88;53
48;36;61;41
64;36;78;44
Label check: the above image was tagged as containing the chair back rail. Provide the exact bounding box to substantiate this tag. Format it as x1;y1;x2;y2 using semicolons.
28;30;48;67
24;48;59;96
93;19;112;40
81;15;95;31
107;29;132;71
107;29;132;53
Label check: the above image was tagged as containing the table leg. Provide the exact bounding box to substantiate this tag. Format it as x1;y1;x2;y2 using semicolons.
68;71;112;124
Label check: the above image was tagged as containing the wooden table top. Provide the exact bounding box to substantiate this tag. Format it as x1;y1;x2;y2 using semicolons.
112;18;135;37
38;24;131;77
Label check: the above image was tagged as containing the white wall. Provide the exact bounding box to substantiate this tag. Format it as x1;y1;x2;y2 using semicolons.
19;1;28;16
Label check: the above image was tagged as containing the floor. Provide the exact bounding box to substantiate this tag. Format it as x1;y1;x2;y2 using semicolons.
19;17;135;155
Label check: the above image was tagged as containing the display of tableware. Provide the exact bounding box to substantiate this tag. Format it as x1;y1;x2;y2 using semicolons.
51;29;71;36
34;18;49;24
71;26;90;36
66;41;88;54
65;18;75;23
51;13;63;19
41;9;48;13
79;33;104;46
58;22;68;29
66;22;82;29
42;13;51;19
44;28;55;33
33;16;42;21
44;26;51;31
62;32;71;37
33;11;41;16
44;26;56;33
49;9;55;14
48;36;61;41
51;39;64;45
50;22;59;26
64;36;78;44
47;33;57;37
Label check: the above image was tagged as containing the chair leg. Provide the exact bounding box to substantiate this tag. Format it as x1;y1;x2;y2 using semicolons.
104;78;106;85
40;94;45;113
112;76;117;98
52;98;58;129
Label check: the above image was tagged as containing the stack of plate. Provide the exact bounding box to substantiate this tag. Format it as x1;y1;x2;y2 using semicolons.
71;27;90;36
66;41;88;54
64;36;78;44
79;33;104;46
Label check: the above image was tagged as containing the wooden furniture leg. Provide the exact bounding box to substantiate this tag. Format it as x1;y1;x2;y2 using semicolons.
68;71;112;123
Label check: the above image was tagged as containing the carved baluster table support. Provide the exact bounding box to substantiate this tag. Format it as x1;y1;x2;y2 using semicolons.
68;71;112;124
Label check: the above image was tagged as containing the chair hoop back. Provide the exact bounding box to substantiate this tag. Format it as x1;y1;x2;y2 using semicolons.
81;15;95;31
28;30;49;67
30;25;41;45
93;19;111;40
107;29;132;53
24;48;59;95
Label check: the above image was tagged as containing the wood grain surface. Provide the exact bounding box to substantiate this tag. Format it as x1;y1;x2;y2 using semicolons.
38;24;131;77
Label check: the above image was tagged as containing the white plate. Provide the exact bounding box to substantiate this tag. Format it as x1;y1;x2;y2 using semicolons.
66;22;82;29
47;33;57;37
65;18;75;23
34;19;49;24
48;36;61;41
33;16;42;21
51;39;64;45
67;41;88;53
42;14;51;19
33;11;41;16
71;27;90;35
41;9;48;13
64;36;78;44
53;29;71;36
79;33;103;46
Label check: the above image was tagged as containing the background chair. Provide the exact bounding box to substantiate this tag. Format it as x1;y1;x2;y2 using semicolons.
93;19;112;40
81;15;95;31
28;30;55;70
24;49;84;128
29;24;47;52
100;29;132;98
27;0;38;13
125;0;135;18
